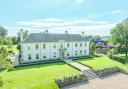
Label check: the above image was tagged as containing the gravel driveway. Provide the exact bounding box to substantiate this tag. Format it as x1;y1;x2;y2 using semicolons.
61;73;128;89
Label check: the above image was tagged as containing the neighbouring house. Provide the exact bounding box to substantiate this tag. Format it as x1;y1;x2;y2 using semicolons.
13;29;89;66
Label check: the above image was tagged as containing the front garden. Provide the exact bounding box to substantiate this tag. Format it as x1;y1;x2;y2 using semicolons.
0;62;79;89
75;55;128;73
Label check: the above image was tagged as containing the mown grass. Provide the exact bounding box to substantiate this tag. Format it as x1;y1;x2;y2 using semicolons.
76;55;128;72
0;62;79;89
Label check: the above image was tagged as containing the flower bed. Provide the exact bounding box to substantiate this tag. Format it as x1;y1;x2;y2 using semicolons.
94;67;120;77
55;74;88;88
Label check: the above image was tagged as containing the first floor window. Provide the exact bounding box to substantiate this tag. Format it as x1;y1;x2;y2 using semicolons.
53;44;56;48
28;54;31;60
80;43;82;47
60;44;63;48
67;43;70;47
75;43;77;47
36;53;39;59
43;44;46;49
28;46;30;50
36;44;39;49
67;54;69;56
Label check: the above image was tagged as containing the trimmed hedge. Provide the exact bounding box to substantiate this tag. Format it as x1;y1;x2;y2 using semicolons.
94;67;121;77
55;74;88;88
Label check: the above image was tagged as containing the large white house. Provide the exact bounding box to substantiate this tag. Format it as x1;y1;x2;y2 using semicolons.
17;29;89;64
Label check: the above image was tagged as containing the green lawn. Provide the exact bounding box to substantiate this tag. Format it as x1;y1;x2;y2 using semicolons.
76;55;128;72
0;62;79;89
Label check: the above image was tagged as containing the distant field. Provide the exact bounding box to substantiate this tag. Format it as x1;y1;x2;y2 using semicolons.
76;55;128;72
0;62;79;89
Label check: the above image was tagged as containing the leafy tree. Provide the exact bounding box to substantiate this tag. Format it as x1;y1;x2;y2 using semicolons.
90;43;96;55
0;36;4;45
6;38;13;49
0;46;13;69
0;26;7;38
17;44;21;51
111;18;128;53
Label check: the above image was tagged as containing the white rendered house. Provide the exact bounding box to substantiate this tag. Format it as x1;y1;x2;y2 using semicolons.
19;29;89;63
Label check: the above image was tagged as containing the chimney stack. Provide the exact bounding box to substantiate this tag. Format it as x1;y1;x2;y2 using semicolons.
45;30;48;34
65;30;68;34
81;31;85;37
20;29;23;42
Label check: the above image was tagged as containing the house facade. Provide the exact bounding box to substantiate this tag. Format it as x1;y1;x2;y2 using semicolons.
19;29;89;63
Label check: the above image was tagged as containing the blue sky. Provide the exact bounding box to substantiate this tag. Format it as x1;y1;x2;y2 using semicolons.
0;0;128;36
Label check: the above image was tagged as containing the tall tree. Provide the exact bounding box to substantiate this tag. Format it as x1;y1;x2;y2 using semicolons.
111;18;128;50
0;26;7;38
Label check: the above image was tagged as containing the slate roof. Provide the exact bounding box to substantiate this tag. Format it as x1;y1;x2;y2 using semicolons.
23;33;86;43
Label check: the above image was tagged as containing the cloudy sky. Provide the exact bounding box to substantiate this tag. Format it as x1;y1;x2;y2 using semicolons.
0;0;128;36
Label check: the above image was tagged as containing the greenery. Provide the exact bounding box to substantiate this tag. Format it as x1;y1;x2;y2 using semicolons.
90;43;96;55
0;46;13;70
76;55;128;72
110;18;128;53
6;38;13;49
0;26;7;38
0;62;79;89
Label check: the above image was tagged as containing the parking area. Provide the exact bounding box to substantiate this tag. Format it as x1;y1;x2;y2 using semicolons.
61;73;128;89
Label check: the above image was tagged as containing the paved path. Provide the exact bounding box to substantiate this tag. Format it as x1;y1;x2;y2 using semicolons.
61;73;128;89
64;59;91;71
64;59;98;79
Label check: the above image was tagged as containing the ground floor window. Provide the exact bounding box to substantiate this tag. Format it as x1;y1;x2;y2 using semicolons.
84;50;86;54
80;50;82;55
43;56;46;58
28;54;31;60
67;53;69;56
54;55;56;58
36;53;39;59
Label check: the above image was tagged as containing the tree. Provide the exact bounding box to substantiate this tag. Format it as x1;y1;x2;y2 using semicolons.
111;18;128;53
0;26;7;38
0;36;4;45
90;43;96;55
6;38;13;49
17;44;21;51
0;46;13;69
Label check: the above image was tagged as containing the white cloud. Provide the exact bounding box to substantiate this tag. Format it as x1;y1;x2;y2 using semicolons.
112;10;121;14
73;0;84;5
15;18;115;36
17;19;92;28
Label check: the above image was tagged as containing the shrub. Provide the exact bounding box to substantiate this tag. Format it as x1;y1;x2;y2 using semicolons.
55;74;88;88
